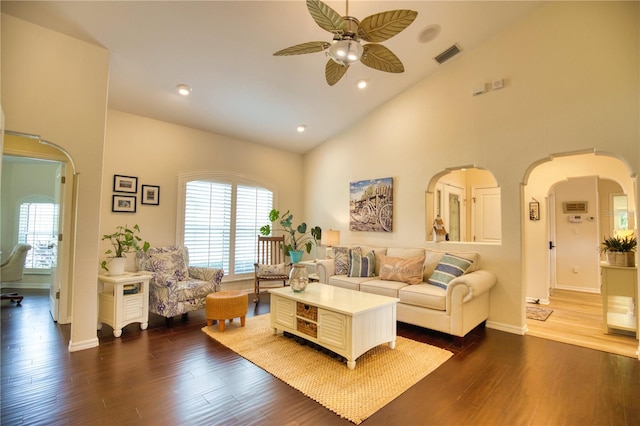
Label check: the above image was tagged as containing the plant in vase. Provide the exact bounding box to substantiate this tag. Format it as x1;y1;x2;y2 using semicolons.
599;234;637;267
100;224;150;275
259;209;321;263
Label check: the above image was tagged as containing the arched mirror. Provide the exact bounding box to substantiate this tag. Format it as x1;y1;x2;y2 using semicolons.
425;167;501;243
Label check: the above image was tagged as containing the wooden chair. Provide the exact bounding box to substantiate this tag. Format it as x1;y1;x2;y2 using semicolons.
254;236;289;303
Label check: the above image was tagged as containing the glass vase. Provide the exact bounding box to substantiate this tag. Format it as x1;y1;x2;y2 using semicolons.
289;263;309;292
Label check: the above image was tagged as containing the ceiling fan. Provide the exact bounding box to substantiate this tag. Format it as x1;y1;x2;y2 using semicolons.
274;0;418;86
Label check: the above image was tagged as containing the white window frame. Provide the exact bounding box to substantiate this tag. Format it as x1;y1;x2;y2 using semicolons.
176;172;276;281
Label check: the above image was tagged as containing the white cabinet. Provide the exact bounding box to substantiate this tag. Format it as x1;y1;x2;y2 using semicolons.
98;273;150;337
601;263;637;335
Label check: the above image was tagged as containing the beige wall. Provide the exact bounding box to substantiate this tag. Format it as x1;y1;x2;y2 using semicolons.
102;110;305;273
2;14;110;350
304;1;639;334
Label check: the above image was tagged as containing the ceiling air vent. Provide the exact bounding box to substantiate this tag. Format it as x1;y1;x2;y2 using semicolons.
434;44;461;64
563;201;588;214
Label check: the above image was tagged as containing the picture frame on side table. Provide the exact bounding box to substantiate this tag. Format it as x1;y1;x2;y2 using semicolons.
141;185;160;205
112;195;137;213
113;175;138;193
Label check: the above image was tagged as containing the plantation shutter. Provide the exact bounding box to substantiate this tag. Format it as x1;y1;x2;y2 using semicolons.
18;202;58;269
235;185;273;274
184;181;232;270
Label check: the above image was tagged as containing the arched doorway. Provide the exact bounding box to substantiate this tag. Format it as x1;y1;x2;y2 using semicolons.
522;151;638;356
2;131;77;324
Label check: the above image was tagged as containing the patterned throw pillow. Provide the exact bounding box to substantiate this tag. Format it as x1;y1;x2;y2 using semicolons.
348;250;375;278
427;253;474;289
379;254;425;285
334;246;361;275
258;263;286;276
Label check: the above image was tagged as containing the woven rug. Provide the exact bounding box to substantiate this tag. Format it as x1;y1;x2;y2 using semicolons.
201;314;452;424
527;306;554;321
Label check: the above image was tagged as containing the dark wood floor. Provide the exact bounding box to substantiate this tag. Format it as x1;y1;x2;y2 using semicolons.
2;288;640;425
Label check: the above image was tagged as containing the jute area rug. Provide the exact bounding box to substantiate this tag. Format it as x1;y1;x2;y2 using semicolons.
527;306;554;321
201;314;452;424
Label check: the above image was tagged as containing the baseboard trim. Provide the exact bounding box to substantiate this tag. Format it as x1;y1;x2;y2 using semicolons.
486;320;527;336
1;283;50;290
69;337;99;352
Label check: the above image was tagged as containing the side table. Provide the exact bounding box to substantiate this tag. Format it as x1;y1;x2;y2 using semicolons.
600;263;637;335
98;272;150;337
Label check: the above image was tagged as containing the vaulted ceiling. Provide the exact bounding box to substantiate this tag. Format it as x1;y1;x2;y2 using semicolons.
2;1;540;153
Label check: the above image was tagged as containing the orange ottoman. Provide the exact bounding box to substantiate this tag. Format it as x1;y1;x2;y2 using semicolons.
206;291;248;331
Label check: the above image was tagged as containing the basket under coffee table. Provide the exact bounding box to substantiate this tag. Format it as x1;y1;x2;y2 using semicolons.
269;283;398;369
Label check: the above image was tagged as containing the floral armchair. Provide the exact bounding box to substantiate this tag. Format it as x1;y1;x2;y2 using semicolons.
136;245;223;324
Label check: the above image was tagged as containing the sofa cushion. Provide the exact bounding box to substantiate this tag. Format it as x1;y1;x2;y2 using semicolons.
257;263;286;276
398;283;446;311
379;254;425;285
348;250;375;277
423;249;479;280
427;253;474;289
359;279;408;298
358;246;388;276
328;275;376;291
334;246;360;275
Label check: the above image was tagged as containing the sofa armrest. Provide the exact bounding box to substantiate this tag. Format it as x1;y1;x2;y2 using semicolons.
316;259;335;284
189;266;224;291
447;270;496;303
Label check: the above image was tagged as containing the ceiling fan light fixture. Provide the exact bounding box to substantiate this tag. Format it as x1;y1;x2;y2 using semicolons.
327;39;363;66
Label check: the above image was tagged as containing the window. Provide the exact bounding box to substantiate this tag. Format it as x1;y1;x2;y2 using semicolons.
18;202;58;270
180;175;273;280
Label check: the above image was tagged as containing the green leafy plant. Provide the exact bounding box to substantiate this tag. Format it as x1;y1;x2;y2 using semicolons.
100;224;150;271
259;209;321;256
599;235;637;253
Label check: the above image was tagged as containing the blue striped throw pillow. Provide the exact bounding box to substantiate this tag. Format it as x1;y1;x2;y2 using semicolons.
427;253;474;289
348;250;375;278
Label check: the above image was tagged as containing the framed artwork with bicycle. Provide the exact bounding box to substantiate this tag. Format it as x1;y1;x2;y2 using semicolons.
349;177;393;232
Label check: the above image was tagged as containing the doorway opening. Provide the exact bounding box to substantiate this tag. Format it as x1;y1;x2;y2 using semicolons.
523;151;637;357
1;132;76;324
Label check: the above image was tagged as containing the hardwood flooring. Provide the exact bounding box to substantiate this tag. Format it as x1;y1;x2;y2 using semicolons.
2;288;640;425
527;289;638;358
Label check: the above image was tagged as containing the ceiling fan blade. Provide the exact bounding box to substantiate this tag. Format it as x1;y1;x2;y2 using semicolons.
325;60;349;86
358;10;418;43
306;0;348;35
273;41;330;56
361;44;404;73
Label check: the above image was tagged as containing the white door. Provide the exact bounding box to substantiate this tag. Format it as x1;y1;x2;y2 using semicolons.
472;187;501;243
49;163;64;321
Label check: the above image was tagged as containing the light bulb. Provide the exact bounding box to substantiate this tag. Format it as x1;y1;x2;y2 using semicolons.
177;84;192;96
297;125;306;133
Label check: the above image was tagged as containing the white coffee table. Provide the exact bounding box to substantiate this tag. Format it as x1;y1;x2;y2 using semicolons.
269;283;398;369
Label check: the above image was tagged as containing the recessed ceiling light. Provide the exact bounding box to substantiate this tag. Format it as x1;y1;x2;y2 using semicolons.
297;125;306;133
356;79;368;89
418;24;441;43
177;84;192;96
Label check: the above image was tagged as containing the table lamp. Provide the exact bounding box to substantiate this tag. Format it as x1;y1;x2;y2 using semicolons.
322;229;340;259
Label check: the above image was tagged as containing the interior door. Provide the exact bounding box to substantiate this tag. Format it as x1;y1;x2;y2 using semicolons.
443;184;465;241
547;193;557;291
49;163;64;321
472;187;501;243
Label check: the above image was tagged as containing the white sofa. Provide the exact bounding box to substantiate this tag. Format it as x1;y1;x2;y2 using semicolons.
316;246;496;341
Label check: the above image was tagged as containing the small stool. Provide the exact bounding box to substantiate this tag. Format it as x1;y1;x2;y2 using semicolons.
206;291;248;332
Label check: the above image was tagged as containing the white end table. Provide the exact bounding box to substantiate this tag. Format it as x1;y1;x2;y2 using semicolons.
98;272;150;337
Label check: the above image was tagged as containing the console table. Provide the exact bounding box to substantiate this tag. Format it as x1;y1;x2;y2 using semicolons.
98;273;150;337
600;263;637;335
269;283;398;369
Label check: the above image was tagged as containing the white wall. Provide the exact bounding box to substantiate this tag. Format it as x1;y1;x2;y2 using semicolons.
102;110;305;274
304;2;639;334
2;14;110;351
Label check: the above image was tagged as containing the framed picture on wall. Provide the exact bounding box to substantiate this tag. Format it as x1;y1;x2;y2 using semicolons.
141;185;160;205
112;195;137;213
113;175;138;193
529;201;540;221
349;177;393;232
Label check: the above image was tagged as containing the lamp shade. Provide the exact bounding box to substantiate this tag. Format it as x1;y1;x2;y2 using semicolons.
322;229;340;247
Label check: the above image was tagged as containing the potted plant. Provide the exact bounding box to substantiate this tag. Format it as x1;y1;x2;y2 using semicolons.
599;234;637;267
100;224;150;275
260;209;321;263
